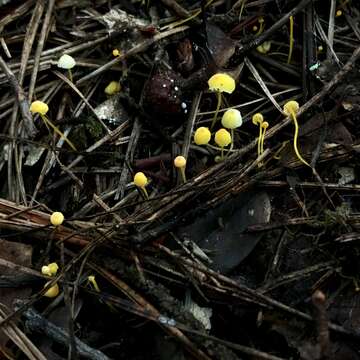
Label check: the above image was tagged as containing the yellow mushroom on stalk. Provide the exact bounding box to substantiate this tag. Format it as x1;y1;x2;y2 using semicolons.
30;101;77;151
134;172;149;199
214;128;232;161
174;156;187;183
283;100;311;168
194;127;211;145
208;73;236;129
259;121;269;165
221;108;242;152
252;113;264;160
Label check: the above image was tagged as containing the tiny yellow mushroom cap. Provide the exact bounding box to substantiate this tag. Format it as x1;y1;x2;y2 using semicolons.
252;25;258;32
336;9;342;17
221;109;243;129
30;100;49;115
256;41;271;54
41;265;51;276
174;156;186;168
48;262;59;276
44;282;59;298
194;127;211;145
261;121;269;129
41;262;58;276
57;54;76;69
215;128;232;148
104;81;121;95
112;49;121;57
208;73;236;94
134;172;148;188
283;100;300;115
252;113;264;125
50;212;64;226
258;17;264;24
318;45;324;52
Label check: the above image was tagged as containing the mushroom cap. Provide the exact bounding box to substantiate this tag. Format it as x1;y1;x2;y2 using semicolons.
208;73;236;94
41;266;51;276
221;109;243;129
44;282;59;298
48;263;59;276
256;41;271;54
134;172;148;188
261;121;269;129
105;81;121;95
215;128;232;148
30;100;49;115
57;54;76;69
174;156;186;168
283;100;300;115
194;127;211;145
252;113;264;126
50;212;64;226
112;49;120;57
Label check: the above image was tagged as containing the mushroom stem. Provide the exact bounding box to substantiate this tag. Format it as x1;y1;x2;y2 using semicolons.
40;114;77;151
210;91;222;130
179;167;186;183
68;69;73;82
257;125;263;159
287;15;294;64
141;187;149;199
289;111;310;167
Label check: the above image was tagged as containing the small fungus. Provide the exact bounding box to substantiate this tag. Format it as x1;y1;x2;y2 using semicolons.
50;212;64;226
42;262;59;276
194;127;211;145
112;49;120;57
134;172;149;199
44;282;59;298
252;113;264;160
214;128;231;161
57;54;76;82
104;81;121;95
174;156;187;183
208;73;236;129
221;108;243;152
30;101;77;151
283;100;310;168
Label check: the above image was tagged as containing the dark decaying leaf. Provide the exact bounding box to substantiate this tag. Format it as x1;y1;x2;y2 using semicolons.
178;192;271;273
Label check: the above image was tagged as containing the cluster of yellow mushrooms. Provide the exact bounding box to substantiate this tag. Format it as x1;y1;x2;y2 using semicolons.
30;55;307;203
132;72;308;198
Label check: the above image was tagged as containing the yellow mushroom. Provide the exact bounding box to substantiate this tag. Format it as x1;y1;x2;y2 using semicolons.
260;121;269;157
50;212;64;226
194;127;211;145
112;49;121;57
44;282;59;298
208;73;236;129
221;108;243;152
252;113;264;160
30;101;77;151
283;100;311;167
41;262;59;276
214;128;232;161
105;81;121;95
174;156;187;183
134;172;149;199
